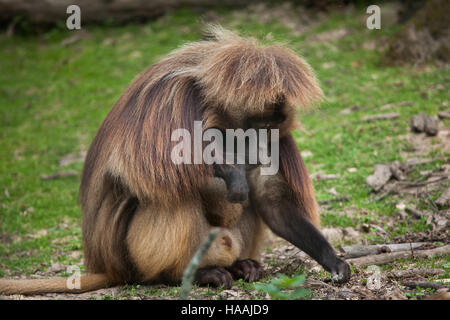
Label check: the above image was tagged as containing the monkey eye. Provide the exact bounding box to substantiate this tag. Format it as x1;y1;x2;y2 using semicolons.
273;111;286;124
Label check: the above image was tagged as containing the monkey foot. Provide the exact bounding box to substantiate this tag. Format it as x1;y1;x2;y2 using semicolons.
227;259;263;282
195;266;233;289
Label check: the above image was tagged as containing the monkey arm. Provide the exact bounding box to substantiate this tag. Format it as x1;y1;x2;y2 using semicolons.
248;172;350;283
213;163;249;203
260;199;350;282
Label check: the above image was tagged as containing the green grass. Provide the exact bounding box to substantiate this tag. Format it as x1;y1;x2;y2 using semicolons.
0;5;449;295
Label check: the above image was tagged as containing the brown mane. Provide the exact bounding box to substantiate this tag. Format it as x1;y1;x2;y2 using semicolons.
80;25;322;208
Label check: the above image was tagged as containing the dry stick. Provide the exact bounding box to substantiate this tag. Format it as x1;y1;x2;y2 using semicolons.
438;109;450;119
40;170;78;180
397;176;448;188
405;207;425;219
304;278;336;291
404;281;450;290
362;113;400;122
390;268;444;279
318;196;350;205
179;228;219;300
436;186;450;208
341;243;428;259
374;190;395;201
425;192;439;213
347;245;450;267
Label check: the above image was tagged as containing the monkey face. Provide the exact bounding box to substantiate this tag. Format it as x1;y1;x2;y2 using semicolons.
245;108;287;131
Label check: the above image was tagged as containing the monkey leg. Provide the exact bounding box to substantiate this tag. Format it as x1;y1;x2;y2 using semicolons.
127;196;268;288
194;203;266;288
247;168;351;283
126;201;243;287
195;206;265;287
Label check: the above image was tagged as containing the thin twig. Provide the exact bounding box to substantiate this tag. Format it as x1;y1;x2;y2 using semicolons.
179;228;219;299
404;281;450;290
318;196;350;205
347;245;450;267
397;176;447;188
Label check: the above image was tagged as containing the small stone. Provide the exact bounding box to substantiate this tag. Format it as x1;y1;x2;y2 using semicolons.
411;112;426;132
366;164;392;191
438;109;450;119
436;187;450;208
424;115;438;136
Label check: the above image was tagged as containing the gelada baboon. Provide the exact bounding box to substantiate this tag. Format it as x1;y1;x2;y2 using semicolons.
0;26;350;295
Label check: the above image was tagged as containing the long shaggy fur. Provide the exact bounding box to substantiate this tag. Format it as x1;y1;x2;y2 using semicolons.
81;25;322;205
0;26;324;294
279;135;320;227
81;25;323;283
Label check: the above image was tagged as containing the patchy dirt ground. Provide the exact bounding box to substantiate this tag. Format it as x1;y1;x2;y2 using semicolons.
2;224;448;301
4;131;449;301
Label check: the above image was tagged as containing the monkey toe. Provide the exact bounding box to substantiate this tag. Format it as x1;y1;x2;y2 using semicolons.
195;266;233;289
227;259;263;282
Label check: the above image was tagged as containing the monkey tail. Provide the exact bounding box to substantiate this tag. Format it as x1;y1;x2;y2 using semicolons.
0;273;112;295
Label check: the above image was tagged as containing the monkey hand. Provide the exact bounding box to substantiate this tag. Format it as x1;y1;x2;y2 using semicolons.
329;258;351;283
213;163;249;203
225;179;249;203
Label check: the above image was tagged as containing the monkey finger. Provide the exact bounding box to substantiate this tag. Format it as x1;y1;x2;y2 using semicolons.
195;266;233;289
248;259;264;282
227;259;263;282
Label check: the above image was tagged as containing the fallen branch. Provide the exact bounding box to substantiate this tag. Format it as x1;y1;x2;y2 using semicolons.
362;113;399;122
405;158;434;166
405;207;426;219
304;278;336;291
404;281;450;290
437;109;450;119
436;187;450;208
311;173;340;181
40;170;78;180
397;176;448;188
380;101;413;110
347;244;450;267
341;243;427;259
390;268;444;279
374;190;395;201
318;196;350;205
